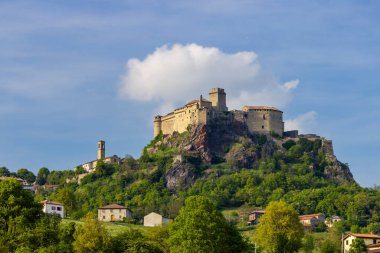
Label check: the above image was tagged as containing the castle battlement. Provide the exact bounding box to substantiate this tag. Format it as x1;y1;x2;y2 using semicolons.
153;88;285;137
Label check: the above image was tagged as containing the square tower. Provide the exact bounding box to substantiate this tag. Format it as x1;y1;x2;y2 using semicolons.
97;140;105;160
209;88;228;111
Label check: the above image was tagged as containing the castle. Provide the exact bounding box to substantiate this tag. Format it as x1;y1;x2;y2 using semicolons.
154;88;286;137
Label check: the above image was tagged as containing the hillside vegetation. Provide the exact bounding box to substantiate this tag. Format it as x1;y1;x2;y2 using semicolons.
38;116;379;234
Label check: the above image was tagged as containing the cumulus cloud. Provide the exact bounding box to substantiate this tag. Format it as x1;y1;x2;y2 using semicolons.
119;43;299;114
285;111;317;133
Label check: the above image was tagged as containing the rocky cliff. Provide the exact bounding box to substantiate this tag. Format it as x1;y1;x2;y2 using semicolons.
145;115;354;191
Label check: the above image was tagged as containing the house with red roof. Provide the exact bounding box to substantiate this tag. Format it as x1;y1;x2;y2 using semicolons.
343;233;380;253
41;200;64;218
98;203;132;222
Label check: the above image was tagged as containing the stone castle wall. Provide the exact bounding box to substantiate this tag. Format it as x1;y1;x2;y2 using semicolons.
154;88;285;137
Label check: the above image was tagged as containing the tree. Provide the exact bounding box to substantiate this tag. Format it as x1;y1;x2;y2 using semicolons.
56;187;76;217
0;166;10;177
320;238;340;253
168;195;249;253
349;238;367;253
0;178;43;251
302;233;315;253
16;168;36;183
73;213;110;253
36;167;50;185
254;200;304;253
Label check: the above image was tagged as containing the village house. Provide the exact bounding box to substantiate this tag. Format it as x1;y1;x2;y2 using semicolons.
343;233;380;253
325;215;341;228
299;213;325;232
247;210;266;225
144;212;169;227
98;204;132;222
41;200;64;218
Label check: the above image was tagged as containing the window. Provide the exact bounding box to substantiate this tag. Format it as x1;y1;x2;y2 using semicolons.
263;114;266;120
110;210;113;213
262;125;264;129
103;216;105;219
57;207;62;211
51;206;56;210
346;240;348;245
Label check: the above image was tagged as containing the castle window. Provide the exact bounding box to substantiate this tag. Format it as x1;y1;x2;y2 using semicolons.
262;125;264;129
263;114;266;120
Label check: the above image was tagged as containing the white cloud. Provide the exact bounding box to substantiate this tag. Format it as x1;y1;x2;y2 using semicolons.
285;111;317;133
282;79;299;91
119;43;299;112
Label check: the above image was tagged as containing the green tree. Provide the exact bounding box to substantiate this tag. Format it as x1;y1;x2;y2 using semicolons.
349;238;367;253
254;201;304;253
16;168;36;183
320;238;340;253
0;178;43;251
56;187;76;217
302;233;315;253
58;221;76;253
0;166;10;177
168;195;248;253
73;213;110;253
36;167;50;185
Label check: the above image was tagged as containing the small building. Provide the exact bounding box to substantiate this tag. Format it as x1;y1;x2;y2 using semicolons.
343;233;380;253
248;210;266;225
299;213;325;232
42;200;64;218
144;212;169;227
98;204;132;222
325;215;341;228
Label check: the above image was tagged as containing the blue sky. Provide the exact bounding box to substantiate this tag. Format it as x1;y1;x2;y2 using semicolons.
0;0;379;187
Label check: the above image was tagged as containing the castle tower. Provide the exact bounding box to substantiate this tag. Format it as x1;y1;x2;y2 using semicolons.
153;116;162;137
97;140;105;160
209;88;228;111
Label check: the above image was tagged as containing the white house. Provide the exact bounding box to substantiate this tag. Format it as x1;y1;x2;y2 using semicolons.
343;233;380;253
98;204;132;222
143;212;169;227
41;200;64;218
325;215;341;228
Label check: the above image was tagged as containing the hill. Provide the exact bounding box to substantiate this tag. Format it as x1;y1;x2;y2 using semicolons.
40;116;379;233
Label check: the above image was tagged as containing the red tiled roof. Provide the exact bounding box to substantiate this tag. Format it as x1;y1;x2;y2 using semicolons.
299;213;323;220
98;203;127;209
349;233;380;239
41;200;64;206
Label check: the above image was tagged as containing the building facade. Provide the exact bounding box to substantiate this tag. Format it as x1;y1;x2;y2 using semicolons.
42;200;64;218
143;212;169;227
98;204;132;222
153;88;285;137
343;234;380;253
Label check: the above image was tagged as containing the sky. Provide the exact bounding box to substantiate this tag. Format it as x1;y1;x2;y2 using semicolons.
0;0;379;187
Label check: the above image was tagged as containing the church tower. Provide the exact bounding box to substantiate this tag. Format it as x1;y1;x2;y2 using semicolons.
209;88;228;111
97;140;105;160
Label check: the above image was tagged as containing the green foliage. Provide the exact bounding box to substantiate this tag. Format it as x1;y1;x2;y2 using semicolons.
73;213;110;253
254;201;304;253
349;238;367;253
168;195;249;253
0;166;11;177
302;233;315;253
36;167;50;185
320;238;340;253
282;140;296;150
16;168;36;183
110;228;164;253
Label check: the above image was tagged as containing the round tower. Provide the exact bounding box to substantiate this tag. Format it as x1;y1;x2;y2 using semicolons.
97;140;105;160
154;116;162;137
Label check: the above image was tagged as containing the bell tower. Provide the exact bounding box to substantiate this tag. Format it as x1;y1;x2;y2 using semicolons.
97;140;105;160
